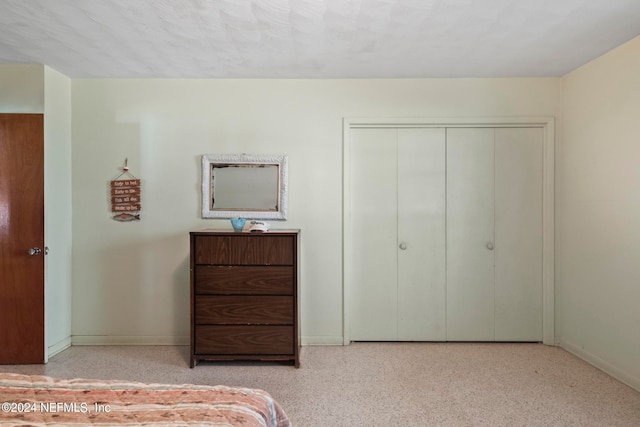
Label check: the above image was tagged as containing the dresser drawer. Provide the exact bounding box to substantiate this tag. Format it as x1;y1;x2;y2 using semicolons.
195;296;293;325
195;266;293;295
194;235;294;265
195;325;294;355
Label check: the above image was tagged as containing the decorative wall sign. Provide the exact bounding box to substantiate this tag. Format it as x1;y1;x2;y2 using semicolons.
111;159;141;221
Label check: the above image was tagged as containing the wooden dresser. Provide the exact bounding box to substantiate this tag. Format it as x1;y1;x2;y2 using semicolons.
190;230;299;368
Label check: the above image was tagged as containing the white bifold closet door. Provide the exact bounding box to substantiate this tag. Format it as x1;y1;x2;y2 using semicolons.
446;128;543;341
350;128;446;341
350;126;542;342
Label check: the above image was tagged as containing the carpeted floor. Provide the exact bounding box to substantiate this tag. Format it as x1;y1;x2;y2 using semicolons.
1;343;639;426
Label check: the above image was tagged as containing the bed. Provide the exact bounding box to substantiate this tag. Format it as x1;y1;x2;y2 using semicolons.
0;372;291;426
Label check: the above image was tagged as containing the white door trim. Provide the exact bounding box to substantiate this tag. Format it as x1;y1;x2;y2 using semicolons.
343;117;555;345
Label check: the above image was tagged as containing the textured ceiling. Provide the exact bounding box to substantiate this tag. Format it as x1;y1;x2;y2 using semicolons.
0;0;639;78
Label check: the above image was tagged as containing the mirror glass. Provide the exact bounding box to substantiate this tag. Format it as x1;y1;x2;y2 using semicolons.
202;154;288;219
211;164;278;210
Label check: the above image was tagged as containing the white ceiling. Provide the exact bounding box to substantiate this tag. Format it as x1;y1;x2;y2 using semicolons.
0;0;639;78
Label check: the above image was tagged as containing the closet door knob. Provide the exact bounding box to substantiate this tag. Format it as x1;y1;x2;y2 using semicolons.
486;243;494;250
399;242;407;250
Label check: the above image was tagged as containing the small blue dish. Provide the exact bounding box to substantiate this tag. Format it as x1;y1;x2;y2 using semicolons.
230;217;246;232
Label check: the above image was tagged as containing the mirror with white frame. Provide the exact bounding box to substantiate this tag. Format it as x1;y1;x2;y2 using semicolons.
201;154;288;219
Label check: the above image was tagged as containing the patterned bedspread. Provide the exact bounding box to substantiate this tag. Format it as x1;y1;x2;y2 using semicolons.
0;372;291;426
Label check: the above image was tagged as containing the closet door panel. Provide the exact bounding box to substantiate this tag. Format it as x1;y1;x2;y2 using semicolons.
494;128;543;341
397;128;446;340
446;128;495;341
350;128;398;340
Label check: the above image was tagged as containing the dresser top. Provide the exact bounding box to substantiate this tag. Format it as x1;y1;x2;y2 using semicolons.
190;229;300;236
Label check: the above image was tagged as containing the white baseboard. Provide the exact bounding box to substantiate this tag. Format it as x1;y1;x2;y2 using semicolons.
71;335;344;347
79;336;571;347
558;338;640;392
48;336;72;358
72;336;189;346
301;336;344;346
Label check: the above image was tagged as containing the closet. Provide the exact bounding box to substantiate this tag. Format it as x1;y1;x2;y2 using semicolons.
348;125;543;342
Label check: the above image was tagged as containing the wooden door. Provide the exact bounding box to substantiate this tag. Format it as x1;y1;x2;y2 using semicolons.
0;114;45;364
350;128;446;340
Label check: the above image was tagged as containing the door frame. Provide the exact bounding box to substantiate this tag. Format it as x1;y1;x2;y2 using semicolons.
343;117;556;345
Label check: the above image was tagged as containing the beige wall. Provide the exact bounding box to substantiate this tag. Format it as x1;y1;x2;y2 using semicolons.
70;78;561;345
558;36;640;390
44;66;73;356
0;64;44;113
